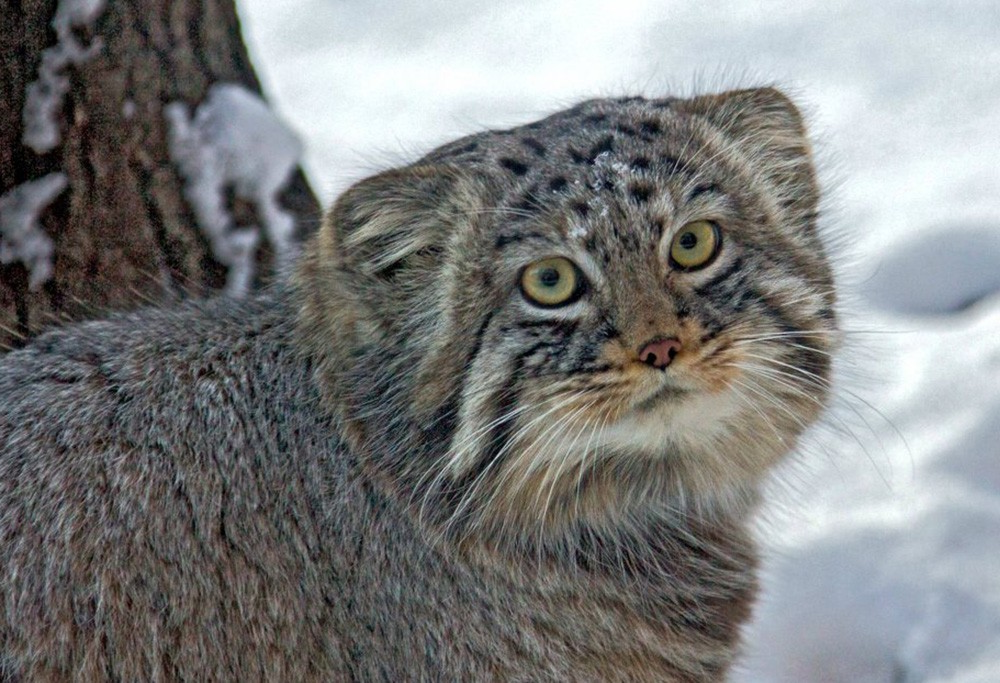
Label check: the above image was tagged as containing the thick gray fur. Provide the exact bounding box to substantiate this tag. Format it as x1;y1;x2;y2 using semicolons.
0;89;833;681
0;293;481;680
0;290;749;681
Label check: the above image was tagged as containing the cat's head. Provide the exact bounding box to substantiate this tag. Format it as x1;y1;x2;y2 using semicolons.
298;88;837;540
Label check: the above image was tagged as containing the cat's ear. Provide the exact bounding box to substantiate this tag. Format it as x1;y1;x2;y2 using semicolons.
326;165;472;283
678;88;818;219
309;164;488;344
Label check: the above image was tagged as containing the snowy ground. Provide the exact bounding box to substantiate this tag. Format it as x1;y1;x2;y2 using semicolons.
237;2;1000;680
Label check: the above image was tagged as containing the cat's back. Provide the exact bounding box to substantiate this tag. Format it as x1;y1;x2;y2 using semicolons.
0;290;327;474
0;293;349;680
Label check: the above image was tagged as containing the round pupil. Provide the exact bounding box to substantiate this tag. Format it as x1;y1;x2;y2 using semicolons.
538;267;560;287
678;231;698;250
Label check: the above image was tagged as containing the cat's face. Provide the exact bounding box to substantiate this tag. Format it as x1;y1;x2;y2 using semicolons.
303;89;837;537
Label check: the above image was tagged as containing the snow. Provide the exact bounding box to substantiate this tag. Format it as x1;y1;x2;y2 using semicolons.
165;83;303;297
0;173;67;290
862;228;1000;316
22;0;106;154
237;1;1000;679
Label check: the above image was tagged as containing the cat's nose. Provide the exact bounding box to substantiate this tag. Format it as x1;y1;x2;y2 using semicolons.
638;337;681;370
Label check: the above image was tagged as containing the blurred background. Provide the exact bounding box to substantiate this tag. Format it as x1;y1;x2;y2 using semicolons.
237;2;1000;680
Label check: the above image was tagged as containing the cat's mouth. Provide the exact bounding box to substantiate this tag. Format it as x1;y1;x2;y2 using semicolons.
631;378;694;413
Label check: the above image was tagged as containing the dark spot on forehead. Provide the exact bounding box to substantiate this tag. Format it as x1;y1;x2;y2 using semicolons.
629;183;653;203
585;113;608;124
521;137;547;157
511;196;537;214
499;157;530;177
662;156;692;176
614;122;638;137
631;156;650;171
640;119;661;135
572;201;591;218
587;136;615;163
548;177;568;193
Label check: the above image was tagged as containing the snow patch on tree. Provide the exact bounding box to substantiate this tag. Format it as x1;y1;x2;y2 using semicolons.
0;173;67;290
165;83;303;297
22;0;107;154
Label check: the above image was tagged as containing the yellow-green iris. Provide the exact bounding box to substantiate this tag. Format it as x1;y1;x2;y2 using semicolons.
669;220;721;270
520;257;581;307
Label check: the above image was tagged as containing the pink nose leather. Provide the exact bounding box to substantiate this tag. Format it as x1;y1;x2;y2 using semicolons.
638;338;681;369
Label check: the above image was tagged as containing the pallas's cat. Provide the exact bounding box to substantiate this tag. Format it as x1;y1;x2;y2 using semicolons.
0;88;836;681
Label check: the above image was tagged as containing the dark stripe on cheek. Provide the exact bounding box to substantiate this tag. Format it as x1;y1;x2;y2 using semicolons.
426;310;497;473
423;394;461;448
817;305;837;324
516;319;579;333
725;285;754;313
700;273;749;312
451;316;581;494
466;311;497;371
698;315;725;343
693;256;744;295
519;321;580;373
449;357;524;503
750;286;804;339
593;320;621;343
785;343;830;386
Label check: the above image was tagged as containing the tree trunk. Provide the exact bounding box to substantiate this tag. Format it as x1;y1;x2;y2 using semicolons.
0;0;321;350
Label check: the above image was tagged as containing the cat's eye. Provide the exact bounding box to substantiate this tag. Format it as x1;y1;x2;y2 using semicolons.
520;257;583;307
669;220;721;271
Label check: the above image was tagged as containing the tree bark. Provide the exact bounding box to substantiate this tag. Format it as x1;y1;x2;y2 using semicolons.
0;0;321;350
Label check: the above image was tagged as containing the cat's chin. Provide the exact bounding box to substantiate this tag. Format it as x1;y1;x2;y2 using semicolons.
630;379;693;413
607;383;743;455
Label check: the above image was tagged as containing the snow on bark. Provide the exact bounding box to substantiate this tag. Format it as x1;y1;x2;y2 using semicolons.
165;83;304;297
22;0;107;154
0;173;67;291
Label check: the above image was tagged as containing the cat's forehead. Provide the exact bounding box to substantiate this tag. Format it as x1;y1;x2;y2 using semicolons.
423;96;687;188
421;96;732;249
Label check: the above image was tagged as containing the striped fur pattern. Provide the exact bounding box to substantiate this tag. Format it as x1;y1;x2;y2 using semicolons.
0;88;836;680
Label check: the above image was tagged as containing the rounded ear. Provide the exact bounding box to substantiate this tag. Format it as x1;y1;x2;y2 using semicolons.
302;164;488;346
327;165;470;282
296;164;495;436
677;88;818;222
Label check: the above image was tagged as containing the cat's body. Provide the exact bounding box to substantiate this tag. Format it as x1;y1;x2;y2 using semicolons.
0;293;752;681
0;89;836;681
